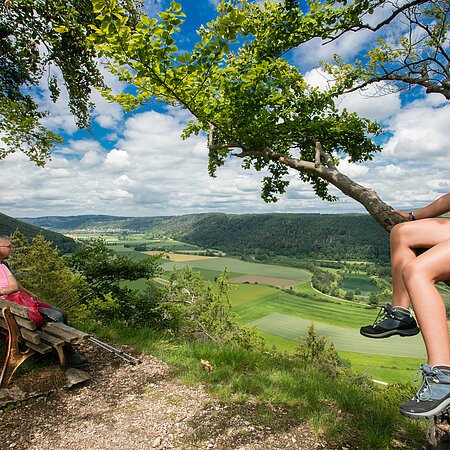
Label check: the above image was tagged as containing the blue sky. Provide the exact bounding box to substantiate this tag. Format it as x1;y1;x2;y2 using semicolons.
1;0;449;218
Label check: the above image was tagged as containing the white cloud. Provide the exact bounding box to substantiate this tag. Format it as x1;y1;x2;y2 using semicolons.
304;68;402;122
80;150;104;168
384;100;450;160
105;149;131;170
2;99;449;219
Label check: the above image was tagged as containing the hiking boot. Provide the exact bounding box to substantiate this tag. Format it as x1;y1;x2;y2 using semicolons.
400;364;450;418
359;304;420;338
64;343;87;367
68;352;87;367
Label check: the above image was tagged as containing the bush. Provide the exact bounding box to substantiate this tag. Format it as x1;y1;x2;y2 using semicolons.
294;323;345;377
162;266;263;350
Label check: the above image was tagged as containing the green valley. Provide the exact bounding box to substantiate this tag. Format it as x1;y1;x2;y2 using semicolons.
60;227;426;385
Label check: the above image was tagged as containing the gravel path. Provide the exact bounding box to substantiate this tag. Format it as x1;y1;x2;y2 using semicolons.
0;342;333;450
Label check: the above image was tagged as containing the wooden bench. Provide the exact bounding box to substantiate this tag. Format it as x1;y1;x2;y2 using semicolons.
0;299;89;388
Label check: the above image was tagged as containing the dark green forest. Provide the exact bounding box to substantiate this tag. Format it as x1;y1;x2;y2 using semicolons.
23;213;390;262
169;213;390;262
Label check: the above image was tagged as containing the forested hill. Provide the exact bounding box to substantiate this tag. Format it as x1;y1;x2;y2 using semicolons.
167;213;390;262
24;213;390;262
0;212;77;253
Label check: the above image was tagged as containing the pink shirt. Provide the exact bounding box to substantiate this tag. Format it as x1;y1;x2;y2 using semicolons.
0;263;12;289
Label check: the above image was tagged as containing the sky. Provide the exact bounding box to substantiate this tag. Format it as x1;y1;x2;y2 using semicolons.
1;0;449;219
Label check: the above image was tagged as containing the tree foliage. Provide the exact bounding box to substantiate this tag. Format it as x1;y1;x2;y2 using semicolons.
8;230;84;309
66;238;165;325
91;0;432;230
163;266;263;349
0;0;139;164
294;323;344;376
319;0;450;99
67;237;160;299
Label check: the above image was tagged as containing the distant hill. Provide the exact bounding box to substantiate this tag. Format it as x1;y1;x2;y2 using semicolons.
172;213;390;262
20;214;129;231
23;213;390;262
0;212;77;253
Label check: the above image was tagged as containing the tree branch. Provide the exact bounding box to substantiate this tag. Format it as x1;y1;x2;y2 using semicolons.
325;0;428;43
234;149;403;231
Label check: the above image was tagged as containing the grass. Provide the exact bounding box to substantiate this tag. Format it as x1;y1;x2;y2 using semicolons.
231;286;375;328
75;321;427;450
252;332;423;383
249;312;425;359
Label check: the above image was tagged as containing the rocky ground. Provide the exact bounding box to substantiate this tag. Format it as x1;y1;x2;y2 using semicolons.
0;341;336;450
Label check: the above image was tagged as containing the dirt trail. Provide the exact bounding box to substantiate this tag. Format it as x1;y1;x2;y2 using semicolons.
0;342;332;450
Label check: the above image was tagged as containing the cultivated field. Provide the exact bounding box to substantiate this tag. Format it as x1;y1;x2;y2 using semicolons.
159;256;311;282
249;312;426;358
142;251;217;262
100;235;425;383
230;275;302;288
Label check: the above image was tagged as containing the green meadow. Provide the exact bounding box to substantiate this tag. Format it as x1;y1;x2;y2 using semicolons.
94;233;427;384
158;253;426;382
227;283;426;381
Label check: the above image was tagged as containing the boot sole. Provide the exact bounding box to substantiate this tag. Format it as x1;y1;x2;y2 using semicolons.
360;328;420;339
400;398;450;419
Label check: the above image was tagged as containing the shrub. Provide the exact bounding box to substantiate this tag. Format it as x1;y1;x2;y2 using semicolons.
162;266;263;350
294;323;345;377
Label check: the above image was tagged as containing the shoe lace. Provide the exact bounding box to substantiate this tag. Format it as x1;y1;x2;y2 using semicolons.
413;365;436;401
372;305;394;327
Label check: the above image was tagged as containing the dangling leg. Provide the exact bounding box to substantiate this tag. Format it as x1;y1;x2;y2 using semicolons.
361;219;450;339
399;238;450;418
402;239;450;366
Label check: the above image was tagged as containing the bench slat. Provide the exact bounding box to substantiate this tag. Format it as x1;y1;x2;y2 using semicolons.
14;316;36;331
40;322;89;343
19;328;41;345
0;299;30;319
0;317;39;340
23;340;53;354
0;314;37;331
37;330;65;347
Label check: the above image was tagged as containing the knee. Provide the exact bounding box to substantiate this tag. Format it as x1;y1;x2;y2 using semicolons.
391;222;410;246
402;259;430;287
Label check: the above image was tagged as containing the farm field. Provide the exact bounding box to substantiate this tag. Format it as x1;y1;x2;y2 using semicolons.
249;312;425;358
97;237;425;383
143;251;216;262
255;331;422;383
230;275;302;288
159;256;311;282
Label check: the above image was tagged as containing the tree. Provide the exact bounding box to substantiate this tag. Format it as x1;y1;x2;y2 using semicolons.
67;237;160;300
90;0;448;231
320;0;450;99
163;266;262;348
0;0;138;165
8;230;84;309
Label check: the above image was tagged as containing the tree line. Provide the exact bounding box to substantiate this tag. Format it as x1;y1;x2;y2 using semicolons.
24;212;391;263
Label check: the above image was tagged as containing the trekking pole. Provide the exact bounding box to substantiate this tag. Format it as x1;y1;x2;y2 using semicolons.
88;336;141;365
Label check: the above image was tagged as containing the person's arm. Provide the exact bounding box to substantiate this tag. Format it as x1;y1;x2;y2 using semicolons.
394;193;450;220
0;274;19;296
17;283;38;299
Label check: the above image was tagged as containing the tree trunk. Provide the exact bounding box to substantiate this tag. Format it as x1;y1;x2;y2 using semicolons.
279;155;405;232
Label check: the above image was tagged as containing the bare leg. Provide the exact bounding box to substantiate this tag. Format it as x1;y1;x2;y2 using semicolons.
402;238;450;366
390;219;450;309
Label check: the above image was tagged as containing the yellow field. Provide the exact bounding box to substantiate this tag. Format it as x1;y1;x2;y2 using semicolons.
142;251;217;262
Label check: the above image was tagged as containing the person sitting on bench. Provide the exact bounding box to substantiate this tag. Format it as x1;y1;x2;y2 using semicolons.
0;235;86;367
